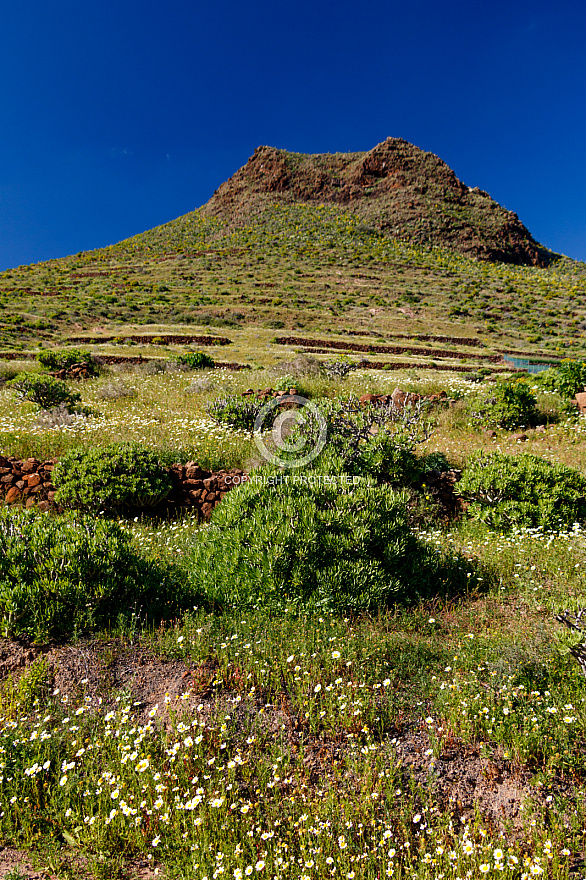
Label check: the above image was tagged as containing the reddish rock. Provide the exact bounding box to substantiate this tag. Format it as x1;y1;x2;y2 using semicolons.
513;433;528;442
25;473;41;488
186;465;205;480
391;388;422;409
535;424;546;432
5;486;20;503
575;392;586;413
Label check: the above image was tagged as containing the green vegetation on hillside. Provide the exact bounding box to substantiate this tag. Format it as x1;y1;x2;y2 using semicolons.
3;144;586;879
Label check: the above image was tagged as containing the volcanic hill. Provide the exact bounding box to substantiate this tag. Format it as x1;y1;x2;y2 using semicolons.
203;138;554;266
2;136;586;360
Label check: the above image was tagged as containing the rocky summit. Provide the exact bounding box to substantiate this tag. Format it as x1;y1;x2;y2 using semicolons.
203;137;553;266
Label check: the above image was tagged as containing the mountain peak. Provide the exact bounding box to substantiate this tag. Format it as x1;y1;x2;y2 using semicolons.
202;138;553;266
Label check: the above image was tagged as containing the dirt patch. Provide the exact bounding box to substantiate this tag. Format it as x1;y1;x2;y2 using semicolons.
0;640;42;678
0;846;161;879
391;728;542;836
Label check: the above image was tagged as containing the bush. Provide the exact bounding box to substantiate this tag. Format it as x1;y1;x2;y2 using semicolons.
456;451;586;530
323;356;358;380
537;360;586;399
0;507;182;640
10;373;82;411
36;348;99;376
185;472;471;611
296;396;429;484
273;373;297;392
468;379;538;430
97;380;137;400
206;395;264;431
170;351;215;370
52;442;172;512
354;429;423;485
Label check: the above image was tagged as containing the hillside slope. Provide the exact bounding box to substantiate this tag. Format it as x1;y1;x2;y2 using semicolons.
0;139;585;360
202;138;554;266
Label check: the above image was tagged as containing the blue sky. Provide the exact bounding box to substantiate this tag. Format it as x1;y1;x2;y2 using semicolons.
1;0;585;270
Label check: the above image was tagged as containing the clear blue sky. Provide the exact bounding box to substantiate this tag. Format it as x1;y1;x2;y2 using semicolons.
1;0;585;270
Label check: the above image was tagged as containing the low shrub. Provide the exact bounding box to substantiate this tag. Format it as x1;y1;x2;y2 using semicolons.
185;472;473;611
323;356;358;380
0;507;183;640
537;359;586;399
355;429;423;485
268;354;325;380
36;348;99;376
170;351;215;370
468;378;538;430
295;396;430;485
10;373;82;411
273;373;297;392
456;451;586;530
97;380;137;400
52;442;172;512
206;395;264;431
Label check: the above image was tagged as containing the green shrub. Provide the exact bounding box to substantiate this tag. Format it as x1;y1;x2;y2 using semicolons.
537;360;586;399
354;429;423;485
10;373;81;410
207;395;264;431
273;373;297;392
468;378;538;430
36;348;99;375
185;472;471;611
171;351;215;370
456;451;586;530
52;442;172;512
0;507;182;640
296;396;429;485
